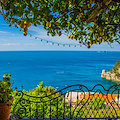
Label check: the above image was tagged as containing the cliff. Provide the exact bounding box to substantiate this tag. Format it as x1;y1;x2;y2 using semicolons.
101;59;120;82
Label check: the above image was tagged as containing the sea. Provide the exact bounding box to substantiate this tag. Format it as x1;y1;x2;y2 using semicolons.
0;51;120;93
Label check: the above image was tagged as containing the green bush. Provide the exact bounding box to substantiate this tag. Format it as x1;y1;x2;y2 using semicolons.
0;74;14;105
11;82;71;118
11;83;108;119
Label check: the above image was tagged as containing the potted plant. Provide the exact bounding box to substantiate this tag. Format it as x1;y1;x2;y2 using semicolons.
0;74;14;120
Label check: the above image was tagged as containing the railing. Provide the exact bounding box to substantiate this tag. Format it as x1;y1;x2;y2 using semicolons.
12;84;120;119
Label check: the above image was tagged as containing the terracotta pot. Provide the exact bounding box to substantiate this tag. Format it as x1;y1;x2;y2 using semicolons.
0;98;14;120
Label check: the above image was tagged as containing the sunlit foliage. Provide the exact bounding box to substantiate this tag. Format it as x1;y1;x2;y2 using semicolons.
0;0;120;48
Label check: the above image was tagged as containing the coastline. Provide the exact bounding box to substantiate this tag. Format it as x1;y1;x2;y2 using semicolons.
101;70;120;82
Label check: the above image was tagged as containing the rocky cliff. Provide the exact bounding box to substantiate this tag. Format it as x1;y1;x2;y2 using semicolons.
101;59;120;82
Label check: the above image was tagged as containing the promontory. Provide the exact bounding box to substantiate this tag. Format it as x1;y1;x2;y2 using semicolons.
101;59;120;82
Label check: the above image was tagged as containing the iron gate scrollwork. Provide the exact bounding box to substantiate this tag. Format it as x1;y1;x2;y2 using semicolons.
12;84;120;119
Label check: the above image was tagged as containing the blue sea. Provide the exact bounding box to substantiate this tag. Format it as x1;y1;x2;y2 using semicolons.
0;51;120;92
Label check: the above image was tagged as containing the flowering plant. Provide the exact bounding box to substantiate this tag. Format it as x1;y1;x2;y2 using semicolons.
0;74;14;105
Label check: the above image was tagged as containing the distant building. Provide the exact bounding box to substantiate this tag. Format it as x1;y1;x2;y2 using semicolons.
65;92;120;107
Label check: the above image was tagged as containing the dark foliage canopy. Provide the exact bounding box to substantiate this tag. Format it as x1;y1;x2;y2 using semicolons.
0;0;120;48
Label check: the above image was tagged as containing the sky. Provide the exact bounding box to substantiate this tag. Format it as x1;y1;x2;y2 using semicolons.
0;14;120;51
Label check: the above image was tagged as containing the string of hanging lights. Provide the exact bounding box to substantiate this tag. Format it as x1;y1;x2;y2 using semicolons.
16;23;83;47
1;11;82;47
27;32;82;47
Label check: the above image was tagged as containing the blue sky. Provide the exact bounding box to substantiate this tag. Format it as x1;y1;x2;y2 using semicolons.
0;14;120;51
